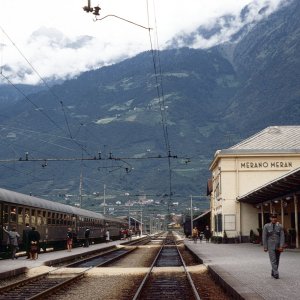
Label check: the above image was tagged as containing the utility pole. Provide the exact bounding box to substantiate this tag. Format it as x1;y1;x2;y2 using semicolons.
190;195;204;235
128;205;130;229
140;208;143;235
190;195;193;236
103;184;106;214
79;170;83;208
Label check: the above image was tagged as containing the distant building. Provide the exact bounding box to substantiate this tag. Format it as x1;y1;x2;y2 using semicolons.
209;126;300;245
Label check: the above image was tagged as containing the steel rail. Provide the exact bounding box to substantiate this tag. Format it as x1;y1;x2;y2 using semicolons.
132;233;201;300
0;266;87;300
65;246;137;268
27;271;87;300
132;239;164;300
176;242;201;300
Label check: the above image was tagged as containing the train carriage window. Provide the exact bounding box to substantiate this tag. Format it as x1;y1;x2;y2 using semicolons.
3;205;8;224
31;209;36;225
66;214;71;226
25;209;30;224
63;214;67;225
52;212;55;225
43;211;47;225
10;206;17;223
47;212;51;225
37;210;42;225
18;207;23;225
60;214;64;224
56;213;60;224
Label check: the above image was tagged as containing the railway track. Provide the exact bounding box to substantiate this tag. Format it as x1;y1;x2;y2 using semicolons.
66;246;137;268
0;234;166;299
0;242;145;299
132;233;201;300
0;271;85;300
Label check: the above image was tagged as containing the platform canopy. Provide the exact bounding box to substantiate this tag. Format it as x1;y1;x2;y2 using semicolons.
193;209;211;222
237;167;300;204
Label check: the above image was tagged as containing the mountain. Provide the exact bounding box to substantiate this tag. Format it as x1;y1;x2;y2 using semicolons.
0;0;299;215
223;0;300;135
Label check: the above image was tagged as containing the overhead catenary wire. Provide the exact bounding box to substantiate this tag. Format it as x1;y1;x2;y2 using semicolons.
146;0;173;210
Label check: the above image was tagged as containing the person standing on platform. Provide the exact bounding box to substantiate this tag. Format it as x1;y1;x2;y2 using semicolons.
199;231;204;243
204;225;211;243
67;228;73;252
22;223;31;259
3;226;20;259
84;228;90;247
263;213;285;279
105;229;110;243
192;227;199;243
28;227;40;260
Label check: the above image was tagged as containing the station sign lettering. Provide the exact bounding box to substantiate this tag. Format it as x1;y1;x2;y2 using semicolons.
240;161;293;169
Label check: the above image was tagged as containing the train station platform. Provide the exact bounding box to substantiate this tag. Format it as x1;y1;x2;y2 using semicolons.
0;236;143;280
185;240;300;300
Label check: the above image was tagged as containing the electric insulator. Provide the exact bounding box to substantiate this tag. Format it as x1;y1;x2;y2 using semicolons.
93;6;101;16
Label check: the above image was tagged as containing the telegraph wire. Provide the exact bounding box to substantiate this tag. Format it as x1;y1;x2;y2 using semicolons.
0;25;73;138
0;25;95;158
0;73;66;133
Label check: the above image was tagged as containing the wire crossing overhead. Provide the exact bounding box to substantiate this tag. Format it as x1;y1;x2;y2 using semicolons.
0;151;190;173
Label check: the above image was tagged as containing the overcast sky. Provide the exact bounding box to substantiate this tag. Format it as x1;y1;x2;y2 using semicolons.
0;0;286;85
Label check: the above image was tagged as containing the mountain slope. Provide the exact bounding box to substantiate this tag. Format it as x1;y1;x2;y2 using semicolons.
0;0;299;213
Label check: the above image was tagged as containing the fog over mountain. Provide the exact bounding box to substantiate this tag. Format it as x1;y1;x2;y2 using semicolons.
0;0;285;85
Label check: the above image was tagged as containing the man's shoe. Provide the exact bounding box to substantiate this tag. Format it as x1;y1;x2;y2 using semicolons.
273;274;279;279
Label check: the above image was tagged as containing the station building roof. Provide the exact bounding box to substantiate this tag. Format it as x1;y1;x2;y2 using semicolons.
237;167;300;204
229;126;300;152
210;126;300;169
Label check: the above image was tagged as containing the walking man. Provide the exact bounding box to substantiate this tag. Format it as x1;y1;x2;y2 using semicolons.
263;213;285;279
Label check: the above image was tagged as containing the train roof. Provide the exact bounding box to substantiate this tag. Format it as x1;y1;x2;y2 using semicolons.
0;187;123;222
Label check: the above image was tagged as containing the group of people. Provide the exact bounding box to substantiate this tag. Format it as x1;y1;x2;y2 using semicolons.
3;223;40;260
120;228;141;240
192;225;211;243
66;227;110;251
2;215;285;281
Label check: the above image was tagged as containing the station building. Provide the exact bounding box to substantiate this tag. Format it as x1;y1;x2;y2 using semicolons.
209;126;300;247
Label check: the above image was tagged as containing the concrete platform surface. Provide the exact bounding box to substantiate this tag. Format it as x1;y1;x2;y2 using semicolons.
185;240;300;300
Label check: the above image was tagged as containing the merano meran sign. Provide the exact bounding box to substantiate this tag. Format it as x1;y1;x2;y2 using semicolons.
240;161;293;169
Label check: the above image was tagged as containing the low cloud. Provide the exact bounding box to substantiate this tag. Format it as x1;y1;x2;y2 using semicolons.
168;0;286;49
0;0;288;85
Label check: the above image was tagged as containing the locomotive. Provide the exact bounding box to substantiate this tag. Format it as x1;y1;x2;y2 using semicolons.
0;187;127;258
